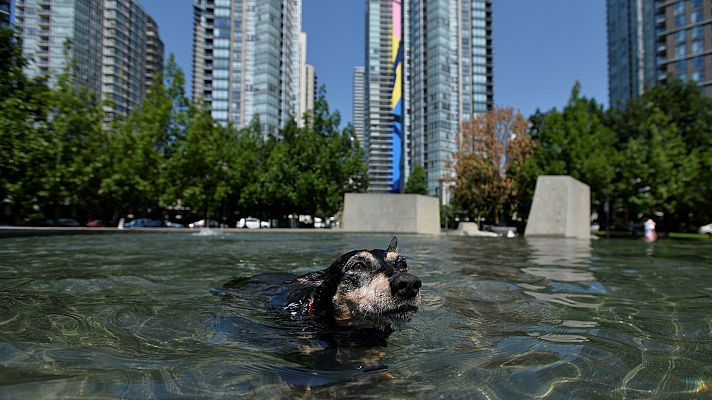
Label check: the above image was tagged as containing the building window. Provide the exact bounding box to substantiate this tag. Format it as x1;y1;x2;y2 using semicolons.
677;59;688;81
692;56;705;82
675;14;685;28
674;1;685;15
692;39;703;53
676;45;687;57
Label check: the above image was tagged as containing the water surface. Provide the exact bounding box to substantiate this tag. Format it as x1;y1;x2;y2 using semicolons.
0;232;711;398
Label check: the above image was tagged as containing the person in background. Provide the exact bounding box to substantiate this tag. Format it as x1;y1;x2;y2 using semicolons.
644;218;657;241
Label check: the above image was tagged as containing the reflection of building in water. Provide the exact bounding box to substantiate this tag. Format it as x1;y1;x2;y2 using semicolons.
525;238;592;268
522;238;603;340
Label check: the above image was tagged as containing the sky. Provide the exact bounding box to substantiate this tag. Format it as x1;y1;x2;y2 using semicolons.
141;0;608;126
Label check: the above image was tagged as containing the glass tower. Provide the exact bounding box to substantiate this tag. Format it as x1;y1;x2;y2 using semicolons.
655;0;712;97
606;0;657;106
408;0;493;196
14;0;104;98
0;0;12;27
192;0;302;135
352;66;366;147
364;0;493;195
607;0;712;103
13;0;162;120
364;0;408;193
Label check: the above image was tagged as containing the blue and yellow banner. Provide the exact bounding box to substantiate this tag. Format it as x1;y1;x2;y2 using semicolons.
390;0;403;193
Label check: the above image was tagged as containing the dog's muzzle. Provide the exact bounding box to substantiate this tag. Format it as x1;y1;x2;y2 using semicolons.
389;273;422;299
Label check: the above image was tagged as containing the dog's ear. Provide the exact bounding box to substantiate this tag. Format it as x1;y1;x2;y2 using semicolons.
311;251;353;320
386;236;398;253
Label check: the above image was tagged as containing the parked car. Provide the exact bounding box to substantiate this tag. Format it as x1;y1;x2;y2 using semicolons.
123;218;162;228
237;217;269;229
699;223;712;235
86;219;105;227
22;217;80;227
57;218;80;227
164;220;185;228
188;219;219;228
23;217;55;227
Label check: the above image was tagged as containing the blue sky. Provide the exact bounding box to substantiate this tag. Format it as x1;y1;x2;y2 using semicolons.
141;0;608;125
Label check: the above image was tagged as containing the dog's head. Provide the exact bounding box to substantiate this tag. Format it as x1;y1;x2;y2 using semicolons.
310;237;421;329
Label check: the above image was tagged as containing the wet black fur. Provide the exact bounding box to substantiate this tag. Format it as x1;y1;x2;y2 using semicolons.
222;237;420;331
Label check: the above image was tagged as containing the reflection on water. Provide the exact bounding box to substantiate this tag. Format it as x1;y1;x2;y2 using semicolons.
0;232;711;398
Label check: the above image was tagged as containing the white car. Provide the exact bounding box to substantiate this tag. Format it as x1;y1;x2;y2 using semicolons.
188;219;219;228
699;223;712;235
237;217;269;229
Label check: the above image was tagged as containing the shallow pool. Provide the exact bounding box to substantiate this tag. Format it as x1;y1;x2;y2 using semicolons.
0;232;711;398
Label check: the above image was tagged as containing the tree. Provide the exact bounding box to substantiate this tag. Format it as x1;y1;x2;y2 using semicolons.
604;80;709;227
453;107;532;223
23;43;106;223
404;164;428;195
613;109;698;223
162;105;238;222
0;28;51;223
515;82;617;219
103;54;188;221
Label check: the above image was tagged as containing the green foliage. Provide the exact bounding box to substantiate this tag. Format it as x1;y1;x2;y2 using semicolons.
41;59;105;220
257;91;367;219
161;105;238;220
404;164;428;195
0;28;51;222
516;82;617;214
512;80;712;230
102;54;189;219
604;78;712;225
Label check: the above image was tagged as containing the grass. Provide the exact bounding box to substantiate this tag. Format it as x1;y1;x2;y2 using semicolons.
593;231;711;241
668;232;711;241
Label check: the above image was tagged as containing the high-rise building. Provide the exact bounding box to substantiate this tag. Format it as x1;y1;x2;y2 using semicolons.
655;0;712;97
606;0;657;106
0;0;12;27
363;0;493;195
13;0;162;119
297;32;316;127
14;0;104;97
364;0;408;193
352;66;366;147
409;0;493;196
192;0;302;135
304;63;316;115
101;0;153;120
145;15;164;89
607;0;712;104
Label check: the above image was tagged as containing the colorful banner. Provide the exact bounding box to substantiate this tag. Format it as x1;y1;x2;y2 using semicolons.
390;0;403;193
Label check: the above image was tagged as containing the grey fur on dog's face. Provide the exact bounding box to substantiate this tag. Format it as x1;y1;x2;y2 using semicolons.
330;243;421;327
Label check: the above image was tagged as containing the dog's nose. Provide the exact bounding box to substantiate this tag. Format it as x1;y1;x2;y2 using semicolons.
390;273;422;299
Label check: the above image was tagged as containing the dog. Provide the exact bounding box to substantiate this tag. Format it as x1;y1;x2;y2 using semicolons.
221;236;422;332
284;236;422;330
213;237;421;386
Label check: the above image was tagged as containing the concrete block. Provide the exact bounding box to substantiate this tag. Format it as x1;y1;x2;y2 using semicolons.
341;193;441;235
524;176;591;239
450;222;499;237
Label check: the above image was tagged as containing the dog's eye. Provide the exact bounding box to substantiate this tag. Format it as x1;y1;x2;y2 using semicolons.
396;260;408;271
351;262;367;271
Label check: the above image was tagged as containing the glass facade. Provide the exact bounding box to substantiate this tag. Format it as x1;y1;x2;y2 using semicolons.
352;66;366;147
102;0;151;120
363;0;493;195
13;0;161;120
365;0;403;193
408;0;493;195
192;0;301;135
608;0;712;102
606;0;657;106
0;0;12;27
